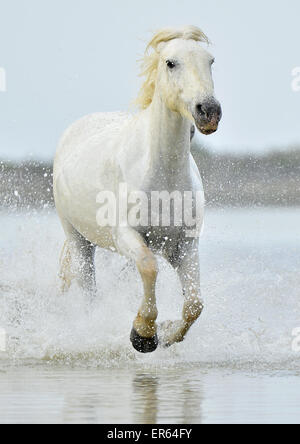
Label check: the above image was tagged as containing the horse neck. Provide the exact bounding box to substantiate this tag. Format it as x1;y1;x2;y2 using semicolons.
145;94;191;177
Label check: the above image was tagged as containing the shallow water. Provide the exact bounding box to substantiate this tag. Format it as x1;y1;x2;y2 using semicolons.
1;366;300;424
0;207;300;424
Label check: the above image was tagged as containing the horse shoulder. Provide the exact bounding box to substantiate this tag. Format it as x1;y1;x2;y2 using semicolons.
54;112;132;180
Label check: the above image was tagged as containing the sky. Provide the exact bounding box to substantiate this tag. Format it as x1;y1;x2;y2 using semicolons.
0;0;299;160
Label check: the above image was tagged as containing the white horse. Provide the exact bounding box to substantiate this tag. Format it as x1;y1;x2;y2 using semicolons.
53;26;222;353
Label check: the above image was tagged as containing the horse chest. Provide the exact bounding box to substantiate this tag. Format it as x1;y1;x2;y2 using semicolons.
138;225;187;255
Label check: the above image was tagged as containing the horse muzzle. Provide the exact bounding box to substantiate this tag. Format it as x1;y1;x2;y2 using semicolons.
193;99;222;135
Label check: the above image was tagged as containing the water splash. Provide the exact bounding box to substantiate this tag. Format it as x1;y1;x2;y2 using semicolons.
0;208;300;370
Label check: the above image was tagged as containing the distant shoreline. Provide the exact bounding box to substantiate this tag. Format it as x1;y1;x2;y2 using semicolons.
1;146;299;208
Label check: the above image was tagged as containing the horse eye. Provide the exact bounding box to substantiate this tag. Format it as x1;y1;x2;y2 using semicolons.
166;60;176;69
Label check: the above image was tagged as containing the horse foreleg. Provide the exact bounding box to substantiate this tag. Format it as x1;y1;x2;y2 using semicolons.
115;228;158;353
160;243;203;347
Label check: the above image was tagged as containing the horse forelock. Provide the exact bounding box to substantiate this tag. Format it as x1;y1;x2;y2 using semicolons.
135;26;210;110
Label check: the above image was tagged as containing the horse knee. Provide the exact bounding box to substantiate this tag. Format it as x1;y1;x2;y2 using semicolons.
183;298;203;325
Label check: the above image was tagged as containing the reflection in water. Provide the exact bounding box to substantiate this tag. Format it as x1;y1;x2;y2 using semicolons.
133;374;159;424
18;368;204;424
132;371;203;424
181;380;203;424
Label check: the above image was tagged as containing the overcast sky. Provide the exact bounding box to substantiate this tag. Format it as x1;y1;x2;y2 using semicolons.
0;0;299;160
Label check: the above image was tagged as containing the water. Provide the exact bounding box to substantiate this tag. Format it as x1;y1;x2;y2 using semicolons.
0;207;300;424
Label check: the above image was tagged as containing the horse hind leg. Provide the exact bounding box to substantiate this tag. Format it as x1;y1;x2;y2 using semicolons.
58;219;97;298
59;240;73;293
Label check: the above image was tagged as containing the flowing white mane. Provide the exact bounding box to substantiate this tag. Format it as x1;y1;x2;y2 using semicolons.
136;26;210;110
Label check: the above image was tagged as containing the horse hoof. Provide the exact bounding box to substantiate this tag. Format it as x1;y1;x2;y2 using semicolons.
130;328;158;353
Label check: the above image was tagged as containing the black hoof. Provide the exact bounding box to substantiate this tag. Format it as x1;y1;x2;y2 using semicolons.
130;328;158;354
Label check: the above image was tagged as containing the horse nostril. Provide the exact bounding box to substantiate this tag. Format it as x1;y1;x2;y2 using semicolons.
195;101;222;122
196;104;205;116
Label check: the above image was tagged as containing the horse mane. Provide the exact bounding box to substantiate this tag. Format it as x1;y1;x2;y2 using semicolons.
136;26;210;110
